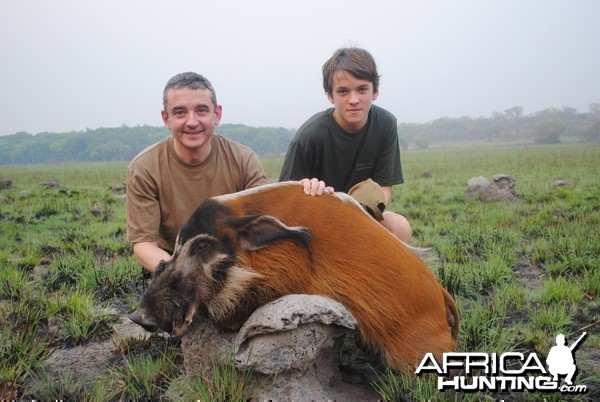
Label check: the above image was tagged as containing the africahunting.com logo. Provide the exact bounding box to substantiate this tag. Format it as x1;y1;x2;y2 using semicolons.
416;332;588;394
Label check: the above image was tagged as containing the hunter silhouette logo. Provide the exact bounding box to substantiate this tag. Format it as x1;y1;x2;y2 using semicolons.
546;332;587;386
415;332;588;394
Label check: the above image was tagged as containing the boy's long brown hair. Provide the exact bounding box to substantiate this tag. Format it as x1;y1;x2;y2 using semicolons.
322;47;381;96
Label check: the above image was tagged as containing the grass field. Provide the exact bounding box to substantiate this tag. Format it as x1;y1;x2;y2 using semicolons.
1;143;598;400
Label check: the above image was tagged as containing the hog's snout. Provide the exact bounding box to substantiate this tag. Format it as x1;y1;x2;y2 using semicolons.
129;309;159;333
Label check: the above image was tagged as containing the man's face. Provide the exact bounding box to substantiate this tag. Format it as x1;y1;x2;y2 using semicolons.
327;70;379;133
161;87;222;153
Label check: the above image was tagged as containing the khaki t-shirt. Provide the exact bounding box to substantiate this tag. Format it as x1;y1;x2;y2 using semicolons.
126;135;268;252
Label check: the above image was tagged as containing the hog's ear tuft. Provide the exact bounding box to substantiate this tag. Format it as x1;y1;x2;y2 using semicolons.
230;215;313;254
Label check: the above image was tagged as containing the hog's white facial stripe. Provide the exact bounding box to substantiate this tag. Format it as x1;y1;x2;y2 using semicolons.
179;252;232;281
177;233;216;255
208;264;264;321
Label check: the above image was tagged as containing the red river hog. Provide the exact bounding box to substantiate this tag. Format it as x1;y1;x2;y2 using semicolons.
129;181;459;371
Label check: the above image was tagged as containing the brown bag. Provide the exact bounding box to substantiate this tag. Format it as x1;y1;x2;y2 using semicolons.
348;179;386;221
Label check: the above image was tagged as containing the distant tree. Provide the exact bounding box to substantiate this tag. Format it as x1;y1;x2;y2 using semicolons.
502;106;525;139
397;123;418;146
398;137;409;151
534;120;564;144
415;138;430;149
89;141;133;161
504;106;524;120
582;103;600;142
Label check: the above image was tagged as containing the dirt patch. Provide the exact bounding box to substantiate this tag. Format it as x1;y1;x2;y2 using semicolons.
27;313;152;390
514;259;545;289
577;344;600;396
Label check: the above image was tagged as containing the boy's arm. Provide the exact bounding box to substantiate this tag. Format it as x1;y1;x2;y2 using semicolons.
381;185;393;208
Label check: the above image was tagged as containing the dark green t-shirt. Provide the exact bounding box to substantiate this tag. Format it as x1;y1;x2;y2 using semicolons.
279;105;403;193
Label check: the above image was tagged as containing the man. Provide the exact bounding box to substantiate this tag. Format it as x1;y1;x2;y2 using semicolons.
127;72;329;273
126;72;269;273
280;47;412;243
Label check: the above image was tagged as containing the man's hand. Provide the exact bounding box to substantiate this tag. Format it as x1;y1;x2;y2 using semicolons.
299;178;334;196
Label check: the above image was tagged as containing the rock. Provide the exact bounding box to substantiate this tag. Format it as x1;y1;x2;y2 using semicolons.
466;174;521;202
40;180;60;189
112;183;126;193
479;186;521;202
551;180;568;188
0;180;12;190
234;294;357;372
181;320;238;375
91;202;103;217
181;294;380;401
466;176;490;191
492;174;517;195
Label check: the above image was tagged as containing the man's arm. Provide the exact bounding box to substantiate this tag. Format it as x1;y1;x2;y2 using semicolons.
133;241;171;273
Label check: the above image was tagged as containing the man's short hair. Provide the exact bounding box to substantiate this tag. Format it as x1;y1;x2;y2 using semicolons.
163;72;218;110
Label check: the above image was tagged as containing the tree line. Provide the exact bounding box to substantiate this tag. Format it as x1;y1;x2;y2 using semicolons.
1;105;598;164
399;104;600;149
0;124;295;165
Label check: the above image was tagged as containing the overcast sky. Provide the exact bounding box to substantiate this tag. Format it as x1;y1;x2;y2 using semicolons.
1;0;599;136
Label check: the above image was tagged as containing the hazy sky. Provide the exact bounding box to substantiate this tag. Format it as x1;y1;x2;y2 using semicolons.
1;0;599;136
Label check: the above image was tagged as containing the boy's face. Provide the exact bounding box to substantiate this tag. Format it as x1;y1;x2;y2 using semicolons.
327;70;379;133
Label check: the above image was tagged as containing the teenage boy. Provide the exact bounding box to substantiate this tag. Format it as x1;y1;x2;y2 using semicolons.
280;47;412;243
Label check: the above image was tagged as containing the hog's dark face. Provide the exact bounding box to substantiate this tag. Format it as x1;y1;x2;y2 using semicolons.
127;262;189;335
129;198;312;337
128;232;237;338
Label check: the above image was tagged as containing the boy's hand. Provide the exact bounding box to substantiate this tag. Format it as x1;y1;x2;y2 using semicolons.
299;178;334;196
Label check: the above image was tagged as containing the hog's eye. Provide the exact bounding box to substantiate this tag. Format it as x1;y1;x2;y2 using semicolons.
190;239;213;258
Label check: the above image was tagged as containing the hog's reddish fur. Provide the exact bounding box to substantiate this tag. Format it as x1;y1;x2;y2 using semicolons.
214;182;459;371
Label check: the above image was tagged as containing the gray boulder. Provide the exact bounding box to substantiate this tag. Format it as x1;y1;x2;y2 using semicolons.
0;180;12;190
492;174;517;194
551;179;568;188
466;176;490;191
181;294;380;401
467;174;521;202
